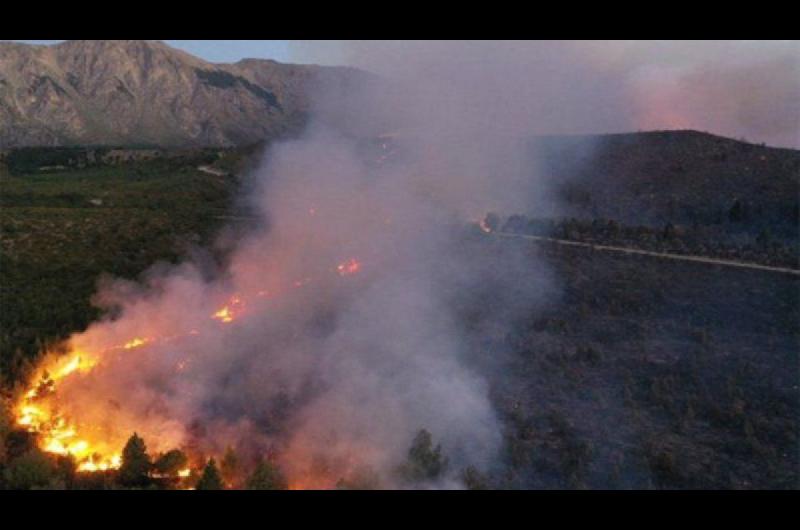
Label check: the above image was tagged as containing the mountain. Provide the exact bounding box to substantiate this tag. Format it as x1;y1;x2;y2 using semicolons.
533;130;800;237
0;40;367;147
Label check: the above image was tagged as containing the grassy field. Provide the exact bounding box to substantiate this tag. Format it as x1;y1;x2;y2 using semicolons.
0;153;242;386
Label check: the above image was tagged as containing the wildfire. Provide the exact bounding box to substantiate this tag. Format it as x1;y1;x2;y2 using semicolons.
336;258;361;276
212;295;245;323
77;454;122;472
12;255;365;483
123;337;148;349
51;351;97;380
12;347;112;470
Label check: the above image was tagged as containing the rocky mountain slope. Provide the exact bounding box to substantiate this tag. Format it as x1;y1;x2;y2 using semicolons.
0;40;366;147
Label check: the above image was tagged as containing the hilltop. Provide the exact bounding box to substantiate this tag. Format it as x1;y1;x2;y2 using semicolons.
0;40;367;147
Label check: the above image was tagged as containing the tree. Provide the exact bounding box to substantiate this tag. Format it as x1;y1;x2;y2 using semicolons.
153;449;188;477
461;466;489;490
3;449;56;489
118;433;151;487
399;429;448;483
196;458;224;490
220;446;239;488
245;459;288;490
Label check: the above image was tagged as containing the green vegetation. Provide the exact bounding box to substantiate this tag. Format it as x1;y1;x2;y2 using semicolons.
245;459;288;490
154;449;189;477
3;448;60;489
461;466;489;490
118;433;151;487
196;459;224;490
398;429;448;483
0;152;242;386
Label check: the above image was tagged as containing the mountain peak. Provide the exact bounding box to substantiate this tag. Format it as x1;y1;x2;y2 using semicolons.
0;40;360;148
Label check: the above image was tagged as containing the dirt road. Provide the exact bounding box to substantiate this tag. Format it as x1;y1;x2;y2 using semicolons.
493;232;800;276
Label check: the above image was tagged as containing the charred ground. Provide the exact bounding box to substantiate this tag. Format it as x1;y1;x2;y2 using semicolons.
456;235;798;489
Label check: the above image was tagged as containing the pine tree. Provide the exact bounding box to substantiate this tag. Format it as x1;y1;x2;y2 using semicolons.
118;433;151;487
245;458;288;490
196;458;224;490
400;429;448;483
461;465;488;490
153;449;188;476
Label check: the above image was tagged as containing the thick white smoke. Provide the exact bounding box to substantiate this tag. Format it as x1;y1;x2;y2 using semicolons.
43;41;577;487
293;40;800;148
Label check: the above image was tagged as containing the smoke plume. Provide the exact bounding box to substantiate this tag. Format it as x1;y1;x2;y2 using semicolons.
24;41;584;488
293;40;800;148
36;38;799;489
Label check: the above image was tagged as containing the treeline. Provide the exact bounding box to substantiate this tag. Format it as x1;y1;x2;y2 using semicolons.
0;408;485;490
3;146;226;175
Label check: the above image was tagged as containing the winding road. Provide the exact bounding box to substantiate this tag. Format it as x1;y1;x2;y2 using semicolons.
197;165;229;177
493;231;800;277
195;163;799;278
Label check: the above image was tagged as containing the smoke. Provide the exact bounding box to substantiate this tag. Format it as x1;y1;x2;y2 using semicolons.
41;39;796;488
32;41;576;488
293;40;800;148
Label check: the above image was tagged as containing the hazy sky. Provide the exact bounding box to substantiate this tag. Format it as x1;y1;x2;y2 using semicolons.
10;40;800;147
14;40;306;64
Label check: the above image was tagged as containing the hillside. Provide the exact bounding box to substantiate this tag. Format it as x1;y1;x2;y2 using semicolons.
482;130;800;270
0;40;367;148
461;235;798;489
534;130;800;238
1;130;798;489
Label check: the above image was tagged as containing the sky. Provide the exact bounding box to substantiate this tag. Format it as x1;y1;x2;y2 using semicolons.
14;40;306;64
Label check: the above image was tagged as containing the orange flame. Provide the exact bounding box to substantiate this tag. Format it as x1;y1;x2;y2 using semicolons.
13;255;365;480
123;337;148;349
336;258;361;276
212;295;245;323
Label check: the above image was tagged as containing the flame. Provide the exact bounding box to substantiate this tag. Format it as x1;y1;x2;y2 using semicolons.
336;258;361;276
12;255;365;481
213;307;234;323
77;454;122;472
50;352;97;380
123;338;148;349
212;295;245;323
